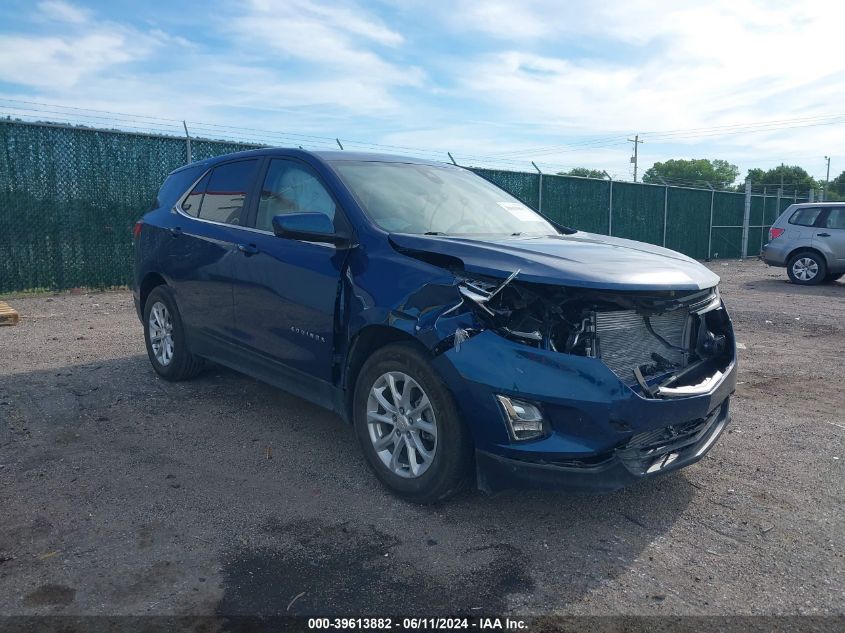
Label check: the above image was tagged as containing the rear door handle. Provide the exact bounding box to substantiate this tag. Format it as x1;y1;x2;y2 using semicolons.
237;243;259;255
169;227;183;238
817;232;831;237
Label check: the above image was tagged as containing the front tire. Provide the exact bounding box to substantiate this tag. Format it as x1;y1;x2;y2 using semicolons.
787;251;827;285
353;343;471;503
143;286;204;381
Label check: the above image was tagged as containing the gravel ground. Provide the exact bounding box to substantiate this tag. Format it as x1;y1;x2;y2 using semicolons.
0;259;843;618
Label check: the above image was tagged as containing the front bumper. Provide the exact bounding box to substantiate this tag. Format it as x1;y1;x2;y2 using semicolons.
431;317;737;494
475;399;730;493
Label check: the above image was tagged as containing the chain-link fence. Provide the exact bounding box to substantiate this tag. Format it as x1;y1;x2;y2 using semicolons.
0;120;259;292
476;168;809;261
0;119;810;293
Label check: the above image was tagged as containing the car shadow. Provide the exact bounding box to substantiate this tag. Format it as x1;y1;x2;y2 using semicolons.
742;277;844;296
1;355;693;617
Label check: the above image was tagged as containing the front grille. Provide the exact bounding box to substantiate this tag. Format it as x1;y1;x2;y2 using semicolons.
595;309;689;385
617;405;724;474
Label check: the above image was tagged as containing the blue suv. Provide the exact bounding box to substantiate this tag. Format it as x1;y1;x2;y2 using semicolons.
133;149;736;503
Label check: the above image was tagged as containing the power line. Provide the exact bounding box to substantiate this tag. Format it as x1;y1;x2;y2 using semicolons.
470;111;845;160
0;104;599;174
0;101;543;166
0;97;600;166
0;98;837;186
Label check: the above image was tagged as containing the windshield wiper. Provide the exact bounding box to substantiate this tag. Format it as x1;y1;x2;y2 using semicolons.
424;231;448;236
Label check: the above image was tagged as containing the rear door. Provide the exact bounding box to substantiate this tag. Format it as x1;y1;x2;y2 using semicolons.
230;157;349;383
166;158;262;348
816;206;845;270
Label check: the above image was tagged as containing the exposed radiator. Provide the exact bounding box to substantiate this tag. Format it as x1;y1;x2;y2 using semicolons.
594;309;690;385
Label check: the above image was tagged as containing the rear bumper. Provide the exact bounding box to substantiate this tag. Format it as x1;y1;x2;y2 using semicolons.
475;399;730;493
760;240;788;266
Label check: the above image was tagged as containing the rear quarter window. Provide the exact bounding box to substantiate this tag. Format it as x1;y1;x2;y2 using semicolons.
181;171;210;218
788;208;822;227
153;165;206;210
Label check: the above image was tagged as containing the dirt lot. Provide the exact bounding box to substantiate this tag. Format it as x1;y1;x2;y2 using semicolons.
0;259;843;618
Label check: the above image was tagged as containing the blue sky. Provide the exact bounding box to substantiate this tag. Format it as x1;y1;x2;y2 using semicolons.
1;0;843;185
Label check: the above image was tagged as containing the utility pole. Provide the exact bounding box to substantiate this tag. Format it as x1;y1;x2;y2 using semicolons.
824;155;831;201
627;134;643;182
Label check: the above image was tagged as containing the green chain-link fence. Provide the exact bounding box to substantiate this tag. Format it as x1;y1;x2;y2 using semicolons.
473;169;809;261
0;121;259;292
0;119;810;293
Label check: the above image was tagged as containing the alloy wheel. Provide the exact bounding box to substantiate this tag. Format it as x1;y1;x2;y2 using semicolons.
148;301;175;366
366;371;438;478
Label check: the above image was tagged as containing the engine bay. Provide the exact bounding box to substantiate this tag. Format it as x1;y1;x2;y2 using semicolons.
445;272;734;398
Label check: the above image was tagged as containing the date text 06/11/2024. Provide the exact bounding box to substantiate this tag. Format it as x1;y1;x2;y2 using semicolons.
307;617;528;630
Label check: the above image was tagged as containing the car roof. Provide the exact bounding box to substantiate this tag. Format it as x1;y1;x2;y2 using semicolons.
169;147;451;175
788;202;843;207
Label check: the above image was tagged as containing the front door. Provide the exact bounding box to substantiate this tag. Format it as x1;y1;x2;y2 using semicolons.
231;157;348;382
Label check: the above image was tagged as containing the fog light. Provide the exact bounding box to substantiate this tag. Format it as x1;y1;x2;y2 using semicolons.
496;395;545;441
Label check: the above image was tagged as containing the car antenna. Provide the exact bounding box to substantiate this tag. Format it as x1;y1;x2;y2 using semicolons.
336;138;344;150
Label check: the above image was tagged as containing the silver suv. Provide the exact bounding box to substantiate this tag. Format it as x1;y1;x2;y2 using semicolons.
761;203;845;285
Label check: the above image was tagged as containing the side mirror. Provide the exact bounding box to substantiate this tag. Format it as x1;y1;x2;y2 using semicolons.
272;212;350;246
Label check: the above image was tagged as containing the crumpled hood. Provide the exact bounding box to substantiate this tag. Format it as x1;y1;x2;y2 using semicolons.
389;231;720;291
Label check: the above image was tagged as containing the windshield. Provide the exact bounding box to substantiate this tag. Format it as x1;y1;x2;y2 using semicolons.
331;161;558;236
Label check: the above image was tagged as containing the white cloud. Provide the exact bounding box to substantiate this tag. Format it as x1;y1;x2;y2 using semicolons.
0;32;147;89
36;0;90;24
446;1;549;40
0;4;178;90
245;0;404;47
218;0;425;114
436;0;845;178
3;0;845;180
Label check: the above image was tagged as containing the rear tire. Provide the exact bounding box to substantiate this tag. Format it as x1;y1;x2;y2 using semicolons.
353;343;472;504
787;251;826;285
143;286;204;381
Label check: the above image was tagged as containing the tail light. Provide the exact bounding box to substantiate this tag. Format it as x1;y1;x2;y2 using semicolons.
133;220;144;240
769;227;784;240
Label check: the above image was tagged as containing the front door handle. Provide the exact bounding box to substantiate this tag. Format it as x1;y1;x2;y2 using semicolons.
169;227;183;238
237;243;259;256
817;232;831;237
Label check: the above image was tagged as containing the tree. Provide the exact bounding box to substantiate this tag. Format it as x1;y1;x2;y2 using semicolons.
642;158;739;187
740;164;818;195
558;167;606;179
826;170;845;197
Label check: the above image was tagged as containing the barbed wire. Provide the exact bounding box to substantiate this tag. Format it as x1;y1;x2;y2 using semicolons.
0;98;829;195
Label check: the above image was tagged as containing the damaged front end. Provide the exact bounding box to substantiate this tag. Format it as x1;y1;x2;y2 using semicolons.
386;243;736;493
436;271;733;400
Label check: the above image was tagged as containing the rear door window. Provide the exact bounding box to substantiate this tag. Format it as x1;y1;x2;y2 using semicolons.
789;207;822;227
824;207;845;229
196;159;260;226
